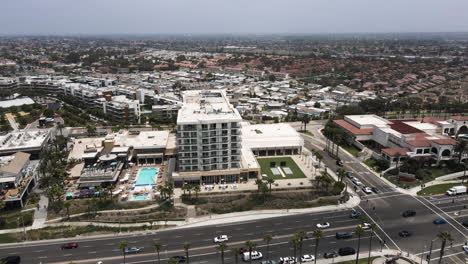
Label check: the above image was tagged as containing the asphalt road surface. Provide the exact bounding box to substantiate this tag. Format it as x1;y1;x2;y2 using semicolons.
0;121;466;264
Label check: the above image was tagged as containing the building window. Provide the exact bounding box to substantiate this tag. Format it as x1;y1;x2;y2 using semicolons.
416;149;423;154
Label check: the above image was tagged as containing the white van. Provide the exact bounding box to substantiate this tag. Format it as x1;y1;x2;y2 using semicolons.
242;251;263;261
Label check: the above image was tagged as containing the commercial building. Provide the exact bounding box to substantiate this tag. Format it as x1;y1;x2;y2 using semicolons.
334;115;459;166
0;152;37;207
0;130;50;158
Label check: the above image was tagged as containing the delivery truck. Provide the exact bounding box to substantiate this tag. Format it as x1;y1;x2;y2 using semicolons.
446;186;467;196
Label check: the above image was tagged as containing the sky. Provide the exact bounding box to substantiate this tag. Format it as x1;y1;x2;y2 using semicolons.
1;0;467;35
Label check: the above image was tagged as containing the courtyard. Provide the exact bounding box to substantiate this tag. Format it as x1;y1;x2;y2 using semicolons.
257;156;307;180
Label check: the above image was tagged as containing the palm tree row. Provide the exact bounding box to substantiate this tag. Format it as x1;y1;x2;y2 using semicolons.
181;184;201;200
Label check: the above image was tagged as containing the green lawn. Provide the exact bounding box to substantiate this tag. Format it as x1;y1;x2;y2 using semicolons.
417;183;468;195
0;234;18;244
257;157;306;180
334;257;379;264
342;144;360;157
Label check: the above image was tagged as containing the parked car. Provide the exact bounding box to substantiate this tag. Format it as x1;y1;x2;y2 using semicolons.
213;235;228;243
242;251;263;261
399;230;412;237
279;256;297;263
346;172;354;179
371;187;379;194
338;247;356;256
300;254;315;262
433;219;447;225
362;186;372;194
463;245;468;254
336;232;353;239
352;178;363;186
402;210;416;217
316;222;330;229
61;242;79;249
171;256;186;263
239;248;249;254
336;159;344;166
350;210;362;218
0;256;20;264
261;261;278;264
323;252;338;259
124;247;143;254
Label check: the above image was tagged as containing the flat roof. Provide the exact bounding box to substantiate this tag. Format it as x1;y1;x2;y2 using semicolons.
0;98;35;108
114;130;169;149
242;123;303;149
68;137;104;161
177;90;242;124
345;115;391;128
0;130;49;153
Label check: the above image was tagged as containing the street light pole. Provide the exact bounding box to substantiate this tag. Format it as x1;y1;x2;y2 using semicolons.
427;239;435;263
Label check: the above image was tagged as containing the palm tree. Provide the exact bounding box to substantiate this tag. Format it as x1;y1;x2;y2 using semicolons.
266;178;275;194
167;258;179;264
118;240;128;264
255;179;264;192
355;226;365;264
193;185;201;200
153;242;162;264
217;243;228;264
437;231;453;264
336;168;347;182
63;200;71;220
290;237;300;261
455;139;468;164
367;224;376;264
263;233;273;261
296;230;307;264
315;152;323;168
302;115;310;132
182;242;191;264
245;240;256;264
312;229;323;264
231;247;240;264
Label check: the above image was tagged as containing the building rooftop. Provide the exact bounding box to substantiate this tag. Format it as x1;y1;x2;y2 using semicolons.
345;115;391;128
242;123;303;149
177;90;242;124
0;130;50;154
114;130;169;149
0;152;30;175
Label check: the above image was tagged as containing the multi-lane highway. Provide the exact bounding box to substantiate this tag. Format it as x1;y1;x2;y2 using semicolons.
0;121;466;264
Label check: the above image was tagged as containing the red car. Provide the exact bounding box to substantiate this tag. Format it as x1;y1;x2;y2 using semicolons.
61;242;79;249
239;248;249;254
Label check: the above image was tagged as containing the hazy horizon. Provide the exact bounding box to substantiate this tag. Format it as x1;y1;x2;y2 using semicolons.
2;0;467;35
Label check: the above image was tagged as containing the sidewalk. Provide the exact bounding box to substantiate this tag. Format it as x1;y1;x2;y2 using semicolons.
315;249;425;264
31;191;48;229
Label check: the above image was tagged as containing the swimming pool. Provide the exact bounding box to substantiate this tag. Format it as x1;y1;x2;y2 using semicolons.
133;193;149;200
136;168;158;185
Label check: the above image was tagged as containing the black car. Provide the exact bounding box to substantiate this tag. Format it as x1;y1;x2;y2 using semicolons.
346;172;354;179
0;256;21;264
171;256;186;263
336;159;344;166
402;210;416;217
371;187;379;194
324;252;338;259
350;210;362;218
462;220;468;227
399;230;412;237
336;232;353;239
338;247;356;256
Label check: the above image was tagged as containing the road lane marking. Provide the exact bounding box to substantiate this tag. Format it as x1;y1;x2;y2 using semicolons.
88;251;97;254
358;205;401;251
63;254;72;256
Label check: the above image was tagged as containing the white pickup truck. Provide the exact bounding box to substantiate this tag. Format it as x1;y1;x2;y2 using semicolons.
446;186;467;196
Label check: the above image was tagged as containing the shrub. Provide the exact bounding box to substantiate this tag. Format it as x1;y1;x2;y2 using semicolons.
331;182;345;195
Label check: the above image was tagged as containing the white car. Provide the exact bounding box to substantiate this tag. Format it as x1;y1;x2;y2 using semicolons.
316;222;330;229
359;223;372;230
213;235;228;243
301;254;315;262
463;245;468;254
362;187;372;194
352;178;363;186
279;256;297;263
242;251;263;261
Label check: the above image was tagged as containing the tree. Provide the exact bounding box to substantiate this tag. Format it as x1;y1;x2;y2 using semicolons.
437;231;453;264
153;242;162;264
290;237;300;261
265;178;275;194
255;179;264;192
217;243;228;264
167;258;179;264
263;233;273;261
336;168;347;182
193;185;201;200
118;240;128;264
312;229;324;264
245;240;256;264
296;230;307;264
302;115;310;132
63;201;71;220
355;226;365;264
314;152;323;168
367;224;376;264
182;242;191;264
231;247;240;264
86;124;96;136
455;139;468;164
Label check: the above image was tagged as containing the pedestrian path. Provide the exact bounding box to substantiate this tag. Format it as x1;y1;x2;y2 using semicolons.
31;192;48;229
